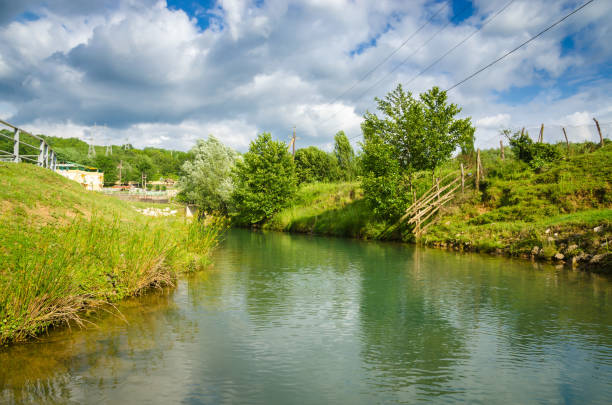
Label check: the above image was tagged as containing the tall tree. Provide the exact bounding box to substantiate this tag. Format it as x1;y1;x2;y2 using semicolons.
361;85;474;220
362;85;474;174
333;131;357;180
179;136;238;213
294;146;340;184
232;133;297;224
94;155;118;186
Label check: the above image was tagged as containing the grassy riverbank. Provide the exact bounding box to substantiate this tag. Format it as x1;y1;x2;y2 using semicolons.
263;143;612;272
0;163;223;344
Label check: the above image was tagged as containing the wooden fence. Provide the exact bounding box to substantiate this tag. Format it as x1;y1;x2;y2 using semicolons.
398;150;486;236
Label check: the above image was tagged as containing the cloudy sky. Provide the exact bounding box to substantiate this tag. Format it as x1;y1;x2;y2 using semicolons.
0;0;610;152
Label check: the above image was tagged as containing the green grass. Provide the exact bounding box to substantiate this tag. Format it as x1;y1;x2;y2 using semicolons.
0;163;224;344
263;182;383;238
264;143;612;272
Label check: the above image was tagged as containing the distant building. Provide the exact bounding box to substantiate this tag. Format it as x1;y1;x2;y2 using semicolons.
55;163;104;191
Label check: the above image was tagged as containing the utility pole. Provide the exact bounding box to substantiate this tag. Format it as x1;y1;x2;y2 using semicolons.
287;126;297;159
292;126;296;157
88;123;97;158
593;118;603;147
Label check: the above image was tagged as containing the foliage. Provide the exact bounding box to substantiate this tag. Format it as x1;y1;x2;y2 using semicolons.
360;85;474;220
264;142;611;271
334;131;358;180
93;155;118;185
0;162;225;344
360;135;411;221
26;134;190;183
505;129;561;169
294;146;340;184
178;136;238;213
362;85;475;174
263;182;377;239
231;133;297;224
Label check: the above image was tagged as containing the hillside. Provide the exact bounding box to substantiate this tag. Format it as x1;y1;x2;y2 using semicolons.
0;163;222;344
264;144;612;273
0;129;190;185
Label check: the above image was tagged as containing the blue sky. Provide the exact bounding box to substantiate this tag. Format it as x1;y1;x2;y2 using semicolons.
0;0;610;151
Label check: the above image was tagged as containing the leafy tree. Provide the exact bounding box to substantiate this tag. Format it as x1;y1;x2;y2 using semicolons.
41;136;189;182
362;85;474;174
133;154;155;180
94;155;118;186
294;146;340;184
333;131;358;180
178;136;238;213
360;135;411;221
361;85;474;220
231;132;297;224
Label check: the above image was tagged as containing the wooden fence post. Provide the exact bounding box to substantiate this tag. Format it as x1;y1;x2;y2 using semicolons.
593;118;603;147
539;123;544;143
562;127;569;153
476;149;481;191
460;163;465;195
436;177;441;219
13;129;19;163
500;140;505;160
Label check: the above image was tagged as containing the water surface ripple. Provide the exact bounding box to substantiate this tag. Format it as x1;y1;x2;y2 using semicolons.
1;229;611;404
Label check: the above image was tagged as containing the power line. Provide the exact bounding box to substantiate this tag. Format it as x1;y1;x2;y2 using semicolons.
446;0;595;92
405;0;516;87
340;0;596;143
326;1;450;107
350;0;475;104
321;1;473;127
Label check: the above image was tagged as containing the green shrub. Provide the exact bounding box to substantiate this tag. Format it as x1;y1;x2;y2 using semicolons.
295;146;340;184
360;134;410;221
507;130;561;169
232;133;297;224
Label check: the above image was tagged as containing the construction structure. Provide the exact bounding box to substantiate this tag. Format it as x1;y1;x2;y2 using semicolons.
55;162;104;191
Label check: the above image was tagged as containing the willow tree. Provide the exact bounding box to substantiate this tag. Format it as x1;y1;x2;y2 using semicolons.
179;135;238;214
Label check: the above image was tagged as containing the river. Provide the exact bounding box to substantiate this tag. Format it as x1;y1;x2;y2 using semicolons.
1;229;611;404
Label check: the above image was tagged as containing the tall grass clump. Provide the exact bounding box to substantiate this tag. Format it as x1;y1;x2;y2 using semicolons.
0;212;225;344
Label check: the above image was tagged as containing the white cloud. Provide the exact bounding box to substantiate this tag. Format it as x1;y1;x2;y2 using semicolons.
0;0;610;152
475;113;512;128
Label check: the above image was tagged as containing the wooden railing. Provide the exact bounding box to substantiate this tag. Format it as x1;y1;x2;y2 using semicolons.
0;119;58;170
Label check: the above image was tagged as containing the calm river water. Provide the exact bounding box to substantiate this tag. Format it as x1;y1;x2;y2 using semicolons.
1;229;611;404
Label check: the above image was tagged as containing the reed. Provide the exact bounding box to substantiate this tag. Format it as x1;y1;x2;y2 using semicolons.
0;212;225;344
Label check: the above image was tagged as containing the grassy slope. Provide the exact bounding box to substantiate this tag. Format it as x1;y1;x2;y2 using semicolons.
265;144;612;272
0;163;222;344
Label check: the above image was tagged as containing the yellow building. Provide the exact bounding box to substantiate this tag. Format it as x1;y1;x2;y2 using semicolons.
55;163;104;191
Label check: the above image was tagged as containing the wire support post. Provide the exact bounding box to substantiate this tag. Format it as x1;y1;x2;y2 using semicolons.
13;128;20;163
